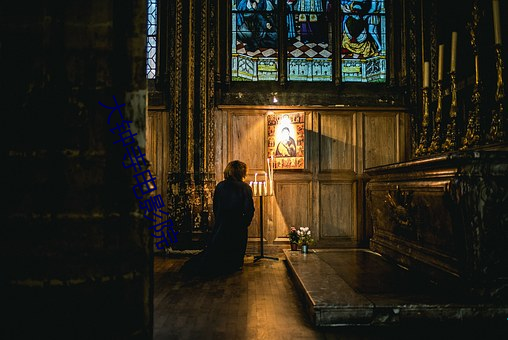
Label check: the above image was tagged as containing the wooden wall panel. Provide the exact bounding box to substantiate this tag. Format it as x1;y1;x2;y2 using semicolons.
230;112;265;171
319;183;354;238
248;198;261;238
216;107;408;247
320;113;355;172
146;110;170;250
363;114;397;169
274;182;311;238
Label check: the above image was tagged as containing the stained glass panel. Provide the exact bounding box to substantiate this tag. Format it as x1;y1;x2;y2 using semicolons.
147;0;157;79
340;0;386;82
231;0;279;81
286;0;333;81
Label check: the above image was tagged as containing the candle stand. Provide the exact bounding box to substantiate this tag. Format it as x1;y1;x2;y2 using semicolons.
253;194;278;263
415;86;430;157
429;80;443;153
461;0;482;149
487;43;505;143
443;71;458;151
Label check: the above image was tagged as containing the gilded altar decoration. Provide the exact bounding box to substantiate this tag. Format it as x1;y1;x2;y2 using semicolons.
429;44;445;154
268;112;305;169
384;186;414;229
443;71;458;151
487;0;504;143
442;32;459;152
429;80;443;153
461;0;482;150
415;62;430;157
487;42;505;143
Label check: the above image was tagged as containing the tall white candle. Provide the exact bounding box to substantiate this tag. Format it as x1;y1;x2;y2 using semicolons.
267;158;271;183
438;44;444;81
254;172;258;182
493;0;502;45
270;155;274;195
423;61;430;88
253;181;258;196
450;32;457;72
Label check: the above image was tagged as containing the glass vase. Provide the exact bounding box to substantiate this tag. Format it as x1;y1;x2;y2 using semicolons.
301;244;308;254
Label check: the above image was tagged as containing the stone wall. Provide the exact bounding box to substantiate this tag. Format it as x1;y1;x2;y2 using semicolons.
1;0;151;338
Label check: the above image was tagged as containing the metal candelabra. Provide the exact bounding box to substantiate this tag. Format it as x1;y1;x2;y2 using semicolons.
415;86;430;157
442;71;458;151
461;0;482;150
487;44;505;143
429;80;443;153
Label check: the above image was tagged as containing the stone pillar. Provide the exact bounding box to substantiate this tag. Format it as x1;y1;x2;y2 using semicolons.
1;0;151;337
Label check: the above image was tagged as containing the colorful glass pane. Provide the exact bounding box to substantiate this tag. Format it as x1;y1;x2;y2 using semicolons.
147;0;157;79
231;0;279;81
340;0;386;82
287;0;332;81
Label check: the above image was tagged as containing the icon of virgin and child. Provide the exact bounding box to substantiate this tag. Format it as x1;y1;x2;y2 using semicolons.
275;127;297;157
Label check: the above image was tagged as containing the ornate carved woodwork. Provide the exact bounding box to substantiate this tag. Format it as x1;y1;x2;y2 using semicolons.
160;0;216;246
366;147;508;299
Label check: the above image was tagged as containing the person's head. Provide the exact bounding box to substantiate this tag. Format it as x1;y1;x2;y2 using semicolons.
224;160;248;181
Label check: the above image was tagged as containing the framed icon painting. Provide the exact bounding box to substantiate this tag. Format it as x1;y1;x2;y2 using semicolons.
267;112;304;170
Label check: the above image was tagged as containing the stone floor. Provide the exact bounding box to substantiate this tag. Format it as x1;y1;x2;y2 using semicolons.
154;249;508;340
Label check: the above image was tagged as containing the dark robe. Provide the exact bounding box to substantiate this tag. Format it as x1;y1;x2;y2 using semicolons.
181;178;255;276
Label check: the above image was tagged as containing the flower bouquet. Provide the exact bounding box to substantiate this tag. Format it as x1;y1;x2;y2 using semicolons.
288;226;299;250
297;227;314;253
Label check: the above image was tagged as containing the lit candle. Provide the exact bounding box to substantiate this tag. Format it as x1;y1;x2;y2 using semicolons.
438;44;444;81
423;61;430;88
450;32;457;72
493;0;502;45
254;172;258;182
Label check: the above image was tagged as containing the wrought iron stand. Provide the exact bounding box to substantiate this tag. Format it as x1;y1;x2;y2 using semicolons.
254;195;278;262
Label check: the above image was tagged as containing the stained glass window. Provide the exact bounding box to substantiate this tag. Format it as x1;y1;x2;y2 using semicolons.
147;0;158;79
231;0;279;81
231;0;387;83
287;0;333;81
340;0;386;82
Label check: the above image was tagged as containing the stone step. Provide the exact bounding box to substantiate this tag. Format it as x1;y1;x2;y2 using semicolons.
284;249;508;326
